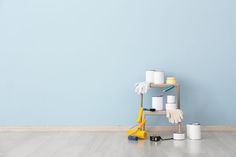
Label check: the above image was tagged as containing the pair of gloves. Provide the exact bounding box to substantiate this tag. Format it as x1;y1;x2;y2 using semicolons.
166;109;183;124
135;81;150;94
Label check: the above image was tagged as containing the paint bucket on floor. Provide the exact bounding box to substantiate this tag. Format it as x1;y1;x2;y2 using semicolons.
187;123;201;140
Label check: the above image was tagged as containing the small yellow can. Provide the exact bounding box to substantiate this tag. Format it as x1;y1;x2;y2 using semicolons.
166;77;177;84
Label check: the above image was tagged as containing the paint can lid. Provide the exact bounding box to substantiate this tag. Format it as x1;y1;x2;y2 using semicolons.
167;77;176;80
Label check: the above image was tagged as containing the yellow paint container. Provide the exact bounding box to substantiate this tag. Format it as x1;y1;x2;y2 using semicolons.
166;77;177;84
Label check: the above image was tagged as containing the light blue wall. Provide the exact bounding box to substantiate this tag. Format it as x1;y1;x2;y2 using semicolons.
0;0;236;125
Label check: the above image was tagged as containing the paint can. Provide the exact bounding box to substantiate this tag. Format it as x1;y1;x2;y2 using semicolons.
165;103;177;110
187;123;201;140
145;70;155;83
152;96;163;110
167;95;175;103
173;132;185;140
166;77;177;84
153;71;164;84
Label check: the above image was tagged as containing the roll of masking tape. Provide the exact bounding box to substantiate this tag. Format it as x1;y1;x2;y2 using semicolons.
152;96;163;110
146;70;155;83
173;133;185;140
166;103;177;110
166;77;177;84
167;95;175;103
153;71;164;84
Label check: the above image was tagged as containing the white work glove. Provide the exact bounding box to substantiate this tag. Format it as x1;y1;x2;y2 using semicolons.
166;109;183;124
135;81;150;95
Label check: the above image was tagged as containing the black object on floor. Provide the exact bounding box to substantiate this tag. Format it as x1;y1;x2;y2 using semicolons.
150;136;173;142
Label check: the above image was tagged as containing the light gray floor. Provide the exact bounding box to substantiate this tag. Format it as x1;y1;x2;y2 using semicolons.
0;131;235;157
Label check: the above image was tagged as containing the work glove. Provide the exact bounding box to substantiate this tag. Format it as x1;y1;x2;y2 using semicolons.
166;109;183;124
135;82;150;94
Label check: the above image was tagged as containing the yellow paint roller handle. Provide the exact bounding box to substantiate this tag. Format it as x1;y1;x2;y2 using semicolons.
127;130;147;139
127;119;147;139
136;107;143;123
138;118;146;129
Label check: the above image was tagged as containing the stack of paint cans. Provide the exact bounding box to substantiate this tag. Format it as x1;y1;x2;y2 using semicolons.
166;95;177;110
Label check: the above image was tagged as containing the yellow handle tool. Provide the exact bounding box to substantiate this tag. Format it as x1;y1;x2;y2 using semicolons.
138;118;146;129
136;107;143;123
128;119;147;139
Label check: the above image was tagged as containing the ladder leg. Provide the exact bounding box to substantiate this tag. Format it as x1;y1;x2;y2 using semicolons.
176;85;180;109
140;94;143;107
177;122;182;133
142;114;146;130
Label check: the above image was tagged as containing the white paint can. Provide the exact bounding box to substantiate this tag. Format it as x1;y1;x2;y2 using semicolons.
153;71;164;84
167;95;175;103
165;103;177;110
187;123;201;140
145;70;155;83
173;132;185;140
152;96;163;110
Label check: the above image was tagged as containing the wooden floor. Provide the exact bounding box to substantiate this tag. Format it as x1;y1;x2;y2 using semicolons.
0;131;235;157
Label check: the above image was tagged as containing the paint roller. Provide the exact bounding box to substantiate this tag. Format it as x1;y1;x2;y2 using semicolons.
128;119;147;139
136;94;144;123
128;93;147;140
161;85;175;92
136;107;143;123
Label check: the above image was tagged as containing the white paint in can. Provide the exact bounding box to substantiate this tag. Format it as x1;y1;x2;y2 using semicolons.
152;96;163;110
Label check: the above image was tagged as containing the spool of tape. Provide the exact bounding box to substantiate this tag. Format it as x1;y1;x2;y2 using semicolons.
173;133;185;140
166;103;177;110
